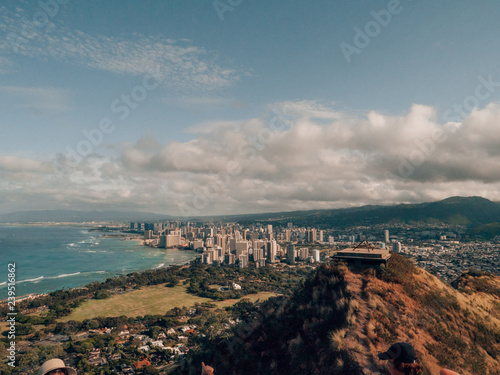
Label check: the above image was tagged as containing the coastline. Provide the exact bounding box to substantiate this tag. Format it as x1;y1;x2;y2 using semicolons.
0;225;198;300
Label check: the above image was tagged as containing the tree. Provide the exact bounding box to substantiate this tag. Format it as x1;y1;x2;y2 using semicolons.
95;290;111;300
149;326;160;339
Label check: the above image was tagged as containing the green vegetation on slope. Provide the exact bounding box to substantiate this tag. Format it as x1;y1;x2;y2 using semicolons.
175;255;500;375
175;264;363;375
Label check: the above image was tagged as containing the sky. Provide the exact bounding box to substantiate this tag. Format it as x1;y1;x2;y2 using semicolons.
2;0;500;216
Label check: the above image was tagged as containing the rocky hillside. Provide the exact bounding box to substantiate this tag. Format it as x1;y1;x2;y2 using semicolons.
177;255;500;374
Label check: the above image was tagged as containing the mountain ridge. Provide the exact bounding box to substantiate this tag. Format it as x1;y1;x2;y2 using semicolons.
177;255;500;374
2;196;500;228
230;196;500;228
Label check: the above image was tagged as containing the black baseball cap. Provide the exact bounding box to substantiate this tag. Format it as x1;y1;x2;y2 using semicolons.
378;342;416;364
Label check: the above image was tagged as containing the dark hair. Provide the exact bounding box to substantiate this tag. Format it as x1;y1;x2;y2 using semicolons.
48;370;68;375
394;361;423;375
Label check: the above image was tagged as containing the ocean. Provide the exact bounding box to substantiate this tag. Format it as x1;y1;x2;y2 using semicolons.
0;225;198;299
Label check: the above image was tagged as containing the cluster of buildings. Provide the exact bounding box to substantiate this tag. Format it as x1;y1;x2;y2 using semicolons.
399;240;500;281
131;221;330;267
331;224;499;281
129;221;500;281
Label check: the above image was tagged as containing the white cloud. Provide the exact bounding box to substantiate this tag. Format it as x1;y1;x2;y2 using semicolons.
39;33;238;90
0;155;52;173
3;102;500;215
0;4;241;91
1;26;239;93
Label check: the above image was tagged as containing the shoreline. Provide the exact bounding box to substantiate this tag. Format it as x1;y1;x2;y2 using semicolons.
0;222;116;227
0;257;198;305
0;225;198;301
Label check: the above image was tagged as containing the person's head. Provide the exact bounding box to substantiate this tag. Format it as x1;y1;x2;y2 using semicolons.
378;343;423;375
39;359;77;375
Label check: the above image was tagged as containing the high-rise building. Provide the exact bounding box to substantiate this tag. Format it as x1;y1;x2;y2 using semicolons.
144;230;153;240
287;244;296;264
299;248;309;260
318;230;324;242
239;254;248;268
384;230;390;243
203;228;214;238
229;238;237;252
253;240;266;251
191;240;204;250
215;234;226;252
235;241;249;257
208;248;218;263
285;229;291;242
313;249;321;263
202;252;213;264
306;229;317;243
269;239;278;262
169;229;182;236
393;241;401;252
166;234;181;247
160;235;167;248
253;248;264;261
225;253;235;265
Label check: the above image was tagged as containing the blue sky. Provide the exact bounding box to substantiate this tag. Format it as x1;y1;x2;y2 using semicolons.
2;0;500;215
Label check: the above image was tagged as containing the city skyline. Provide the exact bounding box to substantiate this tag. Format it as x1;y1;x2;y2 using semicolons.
2;1;500;215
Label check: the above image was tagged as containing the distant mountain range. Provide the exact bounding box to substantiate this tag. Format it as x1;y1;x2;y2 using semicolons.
225;196;500;228
2;196;500;227
0;209;171;223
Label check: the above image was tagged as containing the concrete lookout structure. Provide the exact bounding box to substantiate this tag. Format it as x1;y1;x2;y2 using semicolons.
334;240;391;266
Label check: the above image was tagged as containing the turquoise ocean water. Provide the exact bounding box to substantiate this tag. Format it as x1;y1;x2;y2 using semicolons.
0;225;198;299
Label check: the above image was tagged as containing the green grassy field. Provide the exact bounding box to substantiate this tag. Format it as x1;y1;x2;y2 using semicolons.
59;284;211;322
58;284;279;322
212;291;279;308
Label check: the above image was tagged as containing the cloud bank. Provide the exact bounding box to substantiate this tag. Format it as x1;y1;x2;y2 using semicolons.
1;101;500;215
